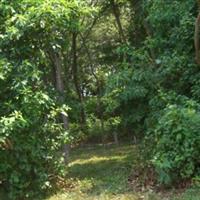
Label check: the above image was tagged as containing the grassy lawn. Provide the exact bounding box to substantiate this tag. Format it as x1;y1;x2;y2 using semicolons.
48;144;140;200
48;144;200;200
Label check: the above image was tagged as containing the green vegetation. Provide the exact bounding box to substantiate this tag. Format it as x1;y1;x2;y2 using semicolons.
1;0;200;199
49;144;137;200
47;144;200;200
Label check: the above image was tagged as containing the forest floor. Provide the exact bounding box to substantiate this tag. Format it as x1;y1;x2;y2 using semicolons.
48;144;200;200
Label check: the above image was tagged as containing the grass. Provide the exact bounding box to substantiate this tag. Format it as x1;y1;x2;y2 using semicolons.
48;144;140;200
48;144;200;200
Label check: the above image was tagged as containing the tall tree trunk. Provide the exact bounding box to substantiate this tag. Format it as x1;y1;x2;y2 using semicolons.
110;0;127;44
72;33;86;126
48;50;69;164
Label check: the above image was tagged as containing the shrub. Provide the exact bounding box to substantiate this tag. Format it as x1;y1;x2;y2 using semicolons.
151;102;200;185
0;60;68;199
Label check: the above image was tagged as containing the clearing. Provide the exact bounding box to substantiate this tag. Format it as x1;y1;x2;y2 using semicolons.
48;144;200;200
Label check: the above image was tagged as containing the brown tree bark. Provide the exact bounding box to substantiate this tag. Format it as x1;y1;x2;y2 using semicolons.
110;0;127;44
48;50;69;164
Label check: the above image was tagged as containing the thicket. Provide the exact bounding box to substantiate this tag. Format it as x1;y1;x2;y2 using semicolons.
1;0;200;199
0;1;84;199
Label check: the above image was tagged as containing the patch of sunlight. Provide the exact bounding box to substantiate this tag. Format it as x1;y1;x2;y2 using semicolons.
47;144;144;200
48;192;139;200
75;178;95;192
69;155;128;166
47;144;200;200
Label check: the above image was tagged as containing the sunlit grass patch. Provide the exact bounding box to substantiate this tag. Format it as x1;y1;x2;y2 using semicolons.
48;144;138;200
47;144;200;200
48;192;139;200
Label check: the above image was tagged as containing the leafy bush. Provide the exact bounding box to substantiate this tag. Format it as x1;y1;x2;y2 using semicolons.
151;101;200;184
0;60;68;199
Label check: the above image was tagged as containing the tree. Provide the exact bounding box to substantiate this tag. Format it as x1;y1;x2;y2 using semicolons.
0;0;87;198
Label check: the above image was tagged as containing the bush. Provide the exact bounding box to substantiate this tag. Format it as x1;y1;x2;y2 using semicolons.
0;60;68;199
151;102;200;185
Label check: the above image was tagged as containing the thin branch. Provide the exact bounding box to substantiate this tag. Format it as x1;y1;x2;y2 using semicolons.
78;6;108;52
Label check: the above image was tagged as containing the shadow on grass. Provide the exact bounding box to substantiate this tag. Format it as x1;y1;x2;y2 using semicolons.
66;144;136;195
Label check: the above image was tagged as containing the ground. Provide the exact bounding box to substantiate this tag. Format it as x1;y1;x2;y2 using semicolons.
47;144;200;200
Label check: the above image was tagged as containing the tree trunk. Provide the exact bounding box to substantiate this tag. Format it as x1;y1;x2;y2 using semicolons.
48;50;69;164
110;0;127;44
113;131;119;145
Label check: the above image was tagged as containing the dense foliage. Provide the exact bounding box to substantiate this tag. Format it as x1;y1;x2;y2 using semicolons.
1;0;200;198
0;0;83;199
152;102;200;184
0;60;69;199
